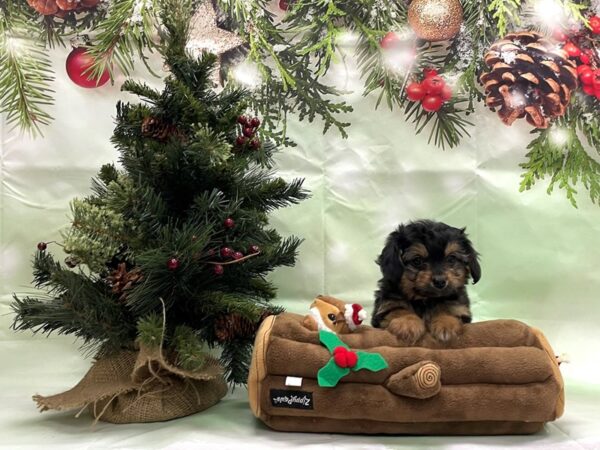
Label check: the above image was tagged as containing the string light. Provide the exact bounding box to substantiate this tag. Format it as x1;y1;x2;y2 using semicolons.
532;0;567;28
231;60;261;89
5;36;24;56
550;127;569;147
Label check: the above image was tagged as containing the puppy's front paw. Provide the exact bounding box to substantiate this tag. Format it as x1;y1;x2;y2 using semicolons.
429;314;462;342
387;316;426;344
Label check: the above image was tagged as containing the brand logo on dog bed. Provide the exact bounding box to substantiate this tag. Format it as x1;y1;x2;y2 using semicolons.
270;389;313;410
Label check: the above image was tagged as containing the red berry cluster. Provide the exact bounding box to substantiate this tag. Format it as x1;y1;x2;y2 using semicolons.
577;65;600;98
332;346;358;368
236;115;261;150
405;69;452;113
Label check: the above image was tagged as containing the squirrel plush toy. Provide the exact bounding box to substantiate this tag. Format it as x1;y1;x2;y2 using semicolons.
303;295;368;334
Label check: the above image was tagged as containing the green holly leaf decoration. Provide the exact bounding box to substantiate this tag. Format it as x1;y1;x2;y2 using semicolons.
317;358;350;387
354;351;388;373
318;330;348;353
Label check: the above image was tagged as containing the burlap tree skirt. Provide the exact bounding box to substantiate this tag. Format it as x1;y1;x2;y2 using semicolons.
33;344;228;424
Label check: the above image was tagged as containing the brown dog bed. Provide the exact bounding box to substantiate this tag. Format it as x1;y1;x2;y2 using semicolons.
248;312;564;435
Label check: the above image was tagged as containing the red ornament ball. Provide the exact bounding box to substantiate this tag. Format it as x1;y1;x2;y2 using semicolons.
248;245;260;254
224;217;235;229
167;258;180;270
406;82;426;101
441;84;453;101
66;47;110;89
235;135;247;146
233;251;244;260
422;75;444;95
589;16;600;34
37;242;47;251
250;117;261;128
243;127;255;138
220;247;234;258
421;95;443;112
380;32;400;50
563;42;581;58
213;264;224;276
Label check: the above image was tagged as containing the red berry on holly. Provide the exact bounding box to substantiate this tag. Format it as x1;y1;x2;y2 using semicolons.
237;115;248;125
333;346;348;368
421;95;444;112
167;258;180;270
37;242;47;251
243;127;255;137
423;68;438;78
236;135;247;146
380;32;400;50
406;82;426;101
593;70;600;90
577;64;592;75
250;117;261;128
220;247;234;258
224;217;235;229
582;84;595;95
580;70;594;85
441;84;453;101
345;350;358;368
563;42;581;57
249;245;260;254
249;138;261;150
233;251;244;260
422;75;445;95
213;264;224;275
589;16;600;34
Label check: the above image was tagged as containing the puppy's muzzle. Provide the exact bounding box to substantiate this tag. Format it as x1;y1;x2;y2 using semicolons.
431;276;447;290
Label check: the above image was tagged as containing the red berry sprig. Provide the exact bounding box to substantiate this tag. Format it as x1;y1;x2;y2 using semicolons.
236;115;261;150
405;69;452;113
589;16;600;35
167;258;180;270
380;31;401;50
37;242;48;251
224;217;235;229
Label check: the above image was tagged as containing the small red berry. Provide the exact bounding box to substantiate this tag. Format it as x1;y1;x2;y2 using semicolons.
441;84;453;101
207;248;215;256
595;90;600;100
250;117;261;128
589;16;600;34
213;264;224;275
423;68;438;78
249;245;260;254
579;53;591;65
577;64;592;75
421;94;444;112
580;70;594;85
593;70;600;90
224;218;235;229
237;115;248;125
220;247;234;258
235;135;247;146
37;242;47;251
380;32;400;50
167;258;180;270
563;42;581;57
243;127;255;138
406;82;426;101
552;28;567;41
422;75;445;95
233;251;244;260
582;84;595;95
249;138;261;150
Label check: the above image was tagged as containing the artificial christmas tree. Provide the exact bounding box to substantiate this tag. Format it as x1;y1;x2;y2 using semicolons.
11;1;307;423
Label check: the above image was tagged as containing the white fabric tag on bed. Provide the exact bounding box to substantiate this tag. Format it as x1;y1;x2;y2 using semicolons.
285;376;303;387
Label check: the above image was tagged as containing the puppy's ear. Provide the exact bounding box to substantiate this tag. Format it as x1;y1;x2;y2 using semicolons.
460;230;481;284
377;228;405;281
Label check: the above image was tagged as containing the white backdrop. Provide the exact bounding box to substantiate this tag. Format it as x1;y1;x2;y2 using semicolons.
1;45;600;449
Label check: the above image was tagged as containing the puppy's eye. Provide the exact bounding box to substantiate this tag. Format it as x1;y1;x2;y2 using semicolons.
447;255;458;263
327;313;336;323
410;257;424;268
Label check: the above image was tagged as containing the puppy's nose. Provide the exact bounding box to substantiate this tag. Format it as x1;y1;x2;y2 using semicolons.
432;276;447;289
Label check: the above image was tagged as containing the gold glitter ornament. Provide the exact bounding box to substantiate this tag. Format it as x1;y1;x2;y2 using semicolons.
408;0;463;42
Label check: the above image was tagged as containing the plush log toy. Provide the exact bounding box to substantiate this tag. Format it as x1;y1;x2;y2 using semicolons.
248;296;564;435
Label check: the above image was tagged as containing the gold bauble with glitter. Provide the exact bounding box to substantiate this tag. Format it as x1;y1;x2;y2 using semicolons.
408;0;463;42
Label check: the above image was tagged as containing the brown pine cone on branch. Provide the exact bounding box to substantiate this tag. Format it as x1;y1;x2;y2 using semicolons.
141;116;179;141
106;263;143;302
26;0;99;15
479;31;578;129
214;310;272;343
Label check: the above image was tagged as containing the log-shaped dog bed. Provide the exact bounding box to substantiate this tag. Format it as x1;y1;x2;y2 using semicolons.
248;312;564;435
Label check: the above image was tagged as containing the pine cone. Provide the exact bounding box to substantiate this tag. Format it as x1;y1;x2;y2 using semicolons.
141;117;178;141
26;0;98;14
214;311;272;342
480;31;578;129
107;263;143;302
26;0;59;15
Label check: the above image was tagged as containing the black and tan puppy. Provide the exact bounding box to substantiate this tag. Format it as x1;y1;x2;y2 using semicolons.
372;220;481;343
